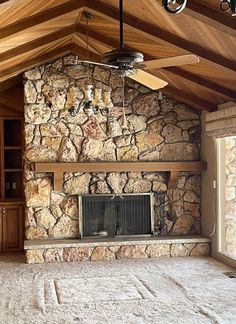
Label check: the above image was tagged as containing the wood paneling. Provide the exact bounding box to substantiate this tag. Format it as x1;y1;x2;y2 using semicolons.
0;0;234;110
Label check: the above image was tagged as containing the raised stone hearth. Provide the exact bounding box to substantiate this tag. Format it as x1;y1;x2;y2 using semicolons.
25;236;210;263
23;54;207;263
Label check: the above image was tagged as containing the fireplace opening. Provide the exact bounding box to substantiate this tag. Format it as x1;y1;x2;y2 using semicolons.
79;193;153;238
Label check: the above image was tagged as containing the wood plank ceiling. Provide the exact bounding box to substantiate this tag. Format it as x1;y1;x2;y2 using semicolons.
0;0;235;115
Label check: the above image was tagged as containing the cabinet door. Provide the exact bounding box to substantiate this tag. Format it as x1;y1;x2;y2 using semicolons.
2;205;23;252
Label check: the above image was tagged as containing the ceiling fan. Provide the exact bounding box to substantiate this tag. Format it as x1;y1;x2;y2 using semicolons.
81;0;200;90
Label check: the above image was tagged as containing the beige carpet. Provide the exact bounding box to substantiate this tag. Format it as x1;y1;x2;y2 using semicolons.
0;255;235;324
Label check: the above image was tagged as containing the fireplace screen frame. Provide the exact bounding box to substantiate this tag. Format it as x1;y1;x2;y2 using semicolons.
78;193;155;238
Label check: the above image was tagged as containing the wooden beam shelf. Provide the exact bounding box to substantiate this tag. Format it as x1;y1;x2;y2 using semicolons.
34;161;207;192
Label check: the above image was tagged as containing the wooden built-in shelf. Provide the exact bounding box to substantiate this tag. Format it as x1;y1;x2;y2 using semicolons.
34;161;207;192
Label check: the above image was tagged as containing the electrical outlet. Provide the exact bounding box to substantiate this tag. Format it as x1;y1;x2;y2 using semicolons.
5;182;10;189
12;182;17;189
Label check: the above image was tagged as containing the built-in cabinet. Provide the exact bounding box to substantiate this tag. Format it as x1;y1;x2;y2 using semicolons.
0;118;24;252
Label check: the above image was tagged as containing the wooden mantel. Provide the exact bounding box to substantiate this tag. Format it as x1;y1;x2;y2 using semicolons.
34;161;207;192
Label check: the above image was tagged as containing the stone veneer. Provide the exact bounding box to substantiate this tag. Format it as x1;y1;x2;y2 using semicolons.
23;54;204;262
225;137;236;257
26;241;210;263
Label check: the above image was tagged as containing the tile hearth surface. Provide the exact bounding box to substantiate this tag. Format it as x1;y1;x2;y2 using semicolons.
0;255;236;324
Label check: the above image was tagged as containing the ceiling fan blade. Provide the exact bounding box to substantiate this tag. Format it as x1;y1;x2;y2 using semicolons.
80;60;118;69
143;54;200;70
128;70;168;90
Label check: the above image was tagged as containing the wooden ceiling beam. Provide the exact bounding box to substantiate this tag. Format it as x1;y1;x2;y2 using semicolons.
77;25;236;102
71;43;102;62
163;85;216;112
0;0;85;40
0;45;71;81
180;0;236;37
86;0;236;72
0;24;76;62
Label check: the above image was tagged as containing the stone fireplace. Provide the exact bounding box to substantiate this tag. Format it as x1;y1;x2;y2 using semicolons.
23;54;210;263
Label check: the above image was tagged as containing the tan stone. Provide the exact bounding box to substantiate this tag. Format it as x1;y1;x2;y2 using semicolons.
136;131;164;152
42;71;69;89
25;146;57;162
173;200;184;217
48;215;79;238
184;202;200;218
185;175;200;195
153;181;167;192
109;246;120;253
139;150;160;161
107;172;128;193
43;249;64;263
50;205;63;219
226;174;236;186
133;93;161;117
25;178;51;207
64;173;91;195
80;139;103;161
146;244;170;258
175;105;199;121
26;249;45;264
173;189;185;201
25;124;35;144
63;247;93;262
102;139;116;161
81;118;107;140
93;66;110;83
68;123;83;136
42;137;61;151
127;115;147;133
190;243;210;256
147;118;163;133
26;226;48;239
117;145;139;161
124;178;151;193
25;104;51;124
172;215;194;235
177;120;200;130
184;192;200;203
107;119;123;137
160;143;199;160
161;124;183;143
170;244;190;257
24;68;41;80
116;245;147;259
40;122;69;137
60;197;78;218
91;247;116;261
59;138;78;162
91;181;111;194
24;80;37;103
51;192;64;205
25;208;36;227
35;208;56;229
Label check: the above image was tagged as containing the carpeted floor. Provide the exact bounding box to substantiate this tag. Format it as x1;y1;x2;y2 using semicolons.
0;255;235;324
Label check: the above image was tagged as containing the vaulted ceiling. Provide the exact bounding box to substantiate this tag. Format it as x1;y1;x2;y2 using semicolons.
0;0;235;115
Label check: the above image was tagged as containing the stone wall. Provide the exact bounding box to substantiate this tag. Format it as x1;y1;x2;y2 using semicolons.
225;137;236;257
24;54;202;241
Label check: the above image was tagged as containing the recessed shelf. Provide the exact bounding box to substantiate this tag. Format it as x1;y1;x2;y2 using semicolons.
4;146;22;150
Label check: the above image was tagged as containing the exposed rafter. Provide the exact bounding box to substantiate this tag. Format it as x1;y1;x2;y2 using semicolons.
85;0;236;72
0;0;85;40
152;0;236;38
77;24;236;103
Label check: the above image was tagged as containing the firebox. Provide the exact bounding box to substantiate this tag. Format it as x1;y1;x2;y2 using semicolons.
79;193;154;238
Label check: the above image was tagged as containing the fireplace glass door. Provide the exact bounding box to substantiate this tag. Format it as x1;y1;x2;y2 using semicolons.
81;194;152;237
